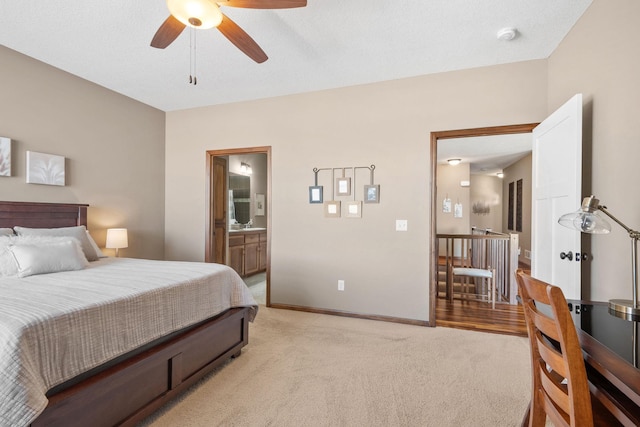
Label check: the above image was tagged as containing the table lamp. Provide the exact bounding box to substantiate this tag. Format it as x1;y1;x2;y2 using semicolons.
106;228;128;257
558;196;640;316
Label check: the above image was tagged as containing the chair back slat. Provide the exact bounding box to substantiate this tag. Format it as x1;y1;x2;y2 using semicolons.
539;361;571;414
536;333;568;378
530;307;561;341
515;269;593;427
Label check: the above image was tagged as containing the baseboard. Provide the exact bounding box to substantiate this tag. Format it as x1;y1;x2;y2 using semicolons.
268;303;430;327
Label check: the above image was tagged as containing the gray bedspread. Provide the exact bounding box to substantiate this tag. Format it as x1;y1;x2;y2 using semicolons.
0;257;258;426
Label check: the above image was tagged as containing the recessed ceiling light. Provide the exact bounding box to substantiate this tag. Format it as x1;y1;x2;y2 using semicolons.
497;27;517;41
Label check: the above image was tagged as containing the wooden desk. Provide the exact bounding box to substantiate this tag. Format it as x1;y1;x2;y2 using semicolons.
568;301;640;426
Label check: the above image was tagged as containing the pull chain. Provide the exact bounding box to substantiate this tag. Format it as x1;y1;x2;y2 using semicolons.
189;27;197;85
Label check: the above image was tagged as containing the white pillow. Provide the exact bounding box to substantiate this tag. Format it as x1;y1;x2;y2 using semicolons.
86;230;106;258
8;239;89;277
14;225;99;261
0;237;18;277
0;228;13;237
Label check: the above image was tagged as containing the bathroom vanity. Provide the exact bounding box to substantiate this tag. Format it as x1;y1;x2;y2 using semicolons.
228;228;267;277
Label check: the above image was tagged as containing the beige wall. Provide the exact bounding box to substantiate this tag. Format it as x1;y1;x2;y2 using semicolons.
165;60;548;322
436;163;470;234
502;154;532;266
547;0;640;301
0;46;166;259
470;174;503;233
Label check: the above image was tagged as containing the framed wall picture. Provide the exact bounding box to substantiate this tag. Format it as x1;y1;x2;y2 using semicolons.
442;196;451;213
508;181;514;230
336;177;351;196
309;186;323;204
516;179;523;232
454;202;463;218
255;193;265;216
345;201;362;218
364;184;380;204
324;201;341;218
26;151;65;186
0;137;11;177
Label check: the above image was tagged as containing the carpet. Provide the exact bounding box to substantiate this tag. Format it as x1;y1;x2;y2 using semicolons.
244;273;266;305
140;306;531;426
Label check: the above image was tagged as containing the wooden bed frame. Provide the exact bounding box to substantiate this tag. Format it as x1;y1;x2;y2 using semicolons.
0;201;251;427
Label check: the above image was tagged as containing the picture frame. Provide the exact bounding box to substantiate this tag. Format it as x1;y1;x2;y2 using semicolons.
0;137;11;177
364;184;380;204
345;201;362;218
324;201;341;218
336;177;351;196
255;193;265;216
516;179;523;232
508;181;514;230
309;186;323;204
26;151;65;186
442;196;451;213
454;202;463;218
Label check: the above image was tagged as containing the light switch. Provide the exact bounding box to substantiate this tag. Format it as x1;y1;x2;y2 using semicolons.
396;220;408;231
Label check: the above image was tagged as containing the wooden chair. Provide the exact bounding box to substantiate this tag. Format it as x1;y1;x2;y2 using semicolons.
515;269;593;427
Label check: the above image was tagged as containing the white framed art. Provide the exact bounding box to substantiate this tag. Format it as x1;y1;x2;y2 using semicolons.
255;193;265;216
346;201;362;218
0;137;10;177
26;151;65;186
324;201;341;218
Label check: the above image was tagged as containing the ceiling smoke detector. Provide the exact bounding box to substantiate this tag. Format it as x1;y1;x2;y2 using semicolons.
497;27;517;41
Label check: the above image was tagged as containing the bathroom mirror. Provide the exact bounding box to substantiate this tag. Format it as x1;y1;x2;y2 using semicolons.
229;173;250;225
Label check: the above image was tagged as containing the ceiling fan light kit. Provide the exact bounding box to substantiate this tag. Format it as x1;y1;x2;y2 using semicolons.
151;0;307;65
167;0;223;29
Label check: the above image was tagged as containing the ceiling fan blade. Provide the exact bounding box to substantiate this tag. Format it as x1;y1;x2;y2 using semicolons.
217;14;268;63
150;15;186;49
221;0;307;9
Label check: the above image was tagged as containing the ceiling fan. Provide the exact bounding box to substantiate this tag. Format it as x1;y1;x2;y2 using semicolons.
151;0;307;64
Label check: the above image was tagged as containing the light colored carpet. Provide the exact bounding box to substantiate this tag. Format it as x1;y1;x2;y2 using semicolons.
244;273;266;305
140;306;531;427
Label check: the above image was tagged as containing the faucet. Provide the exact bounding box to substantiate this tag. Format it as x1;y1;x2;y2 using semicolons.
245;219;253;229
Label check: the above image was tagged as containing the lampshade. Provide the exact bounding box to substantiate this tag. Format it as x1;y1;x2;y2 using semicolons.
558;195;640;317
106;228;128;249
558;197;611;234
166;0;223;29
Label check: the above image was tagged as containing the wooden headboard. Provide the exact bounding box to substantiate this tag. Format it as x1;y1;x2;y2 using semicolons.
0;201;88;229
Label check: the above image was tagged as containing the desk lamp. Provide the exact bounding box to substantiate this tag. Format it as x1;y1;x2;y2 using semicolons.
106;228;128;257
558;196;640;316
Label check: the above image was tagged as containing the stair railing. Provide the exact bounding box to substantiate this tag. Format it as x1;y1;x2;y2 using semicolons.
437;230;519;304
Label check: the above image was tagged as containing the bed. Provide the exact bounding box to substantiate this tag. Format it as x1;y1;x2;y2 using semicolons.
0;201;258;427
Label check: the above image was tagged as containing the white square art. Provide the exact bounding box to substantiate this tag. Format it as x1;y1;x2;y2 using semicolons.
0;137;10;177
26;151;65;186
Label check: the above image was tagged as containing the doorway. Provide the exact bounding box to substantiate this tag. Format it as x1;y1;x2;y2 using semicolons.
206;146;272;306
429;124;538;332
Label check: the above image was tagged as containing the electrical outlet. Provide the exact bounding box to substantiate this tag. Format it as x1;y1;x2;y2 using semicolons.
338;280;345;291
396;220;408;231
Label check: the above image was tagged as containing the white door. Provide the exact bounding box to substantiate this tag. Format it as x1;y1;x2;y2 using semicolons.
531;94;583;299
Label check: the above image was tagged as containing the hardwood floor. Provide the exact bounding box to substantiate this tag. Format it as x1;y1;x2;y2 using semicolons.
435;256;528;336
436;297;527;337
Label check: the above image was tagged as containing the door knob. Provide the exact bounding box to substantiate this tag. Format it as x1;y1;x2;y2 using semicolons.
560;251;573;261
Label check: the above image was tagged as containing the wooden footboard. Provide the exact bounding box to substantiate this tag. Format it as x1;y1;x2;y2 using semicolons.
31;307;250;427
